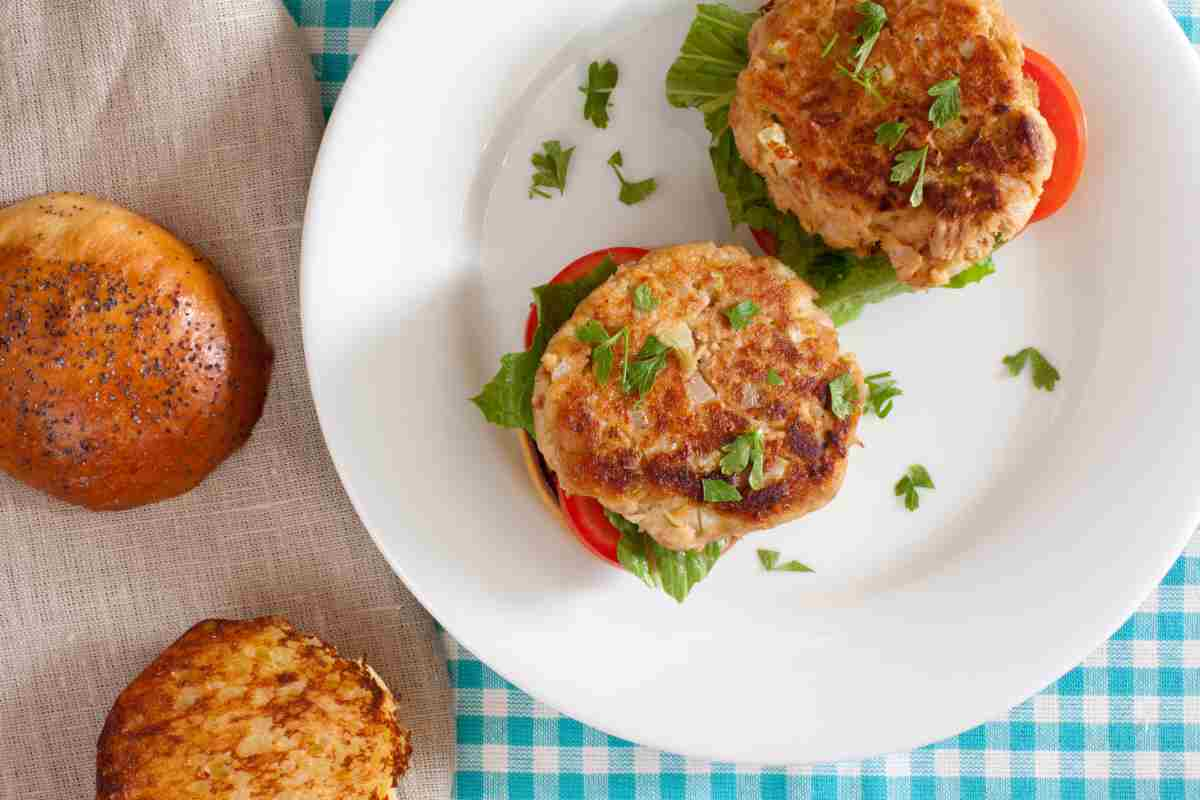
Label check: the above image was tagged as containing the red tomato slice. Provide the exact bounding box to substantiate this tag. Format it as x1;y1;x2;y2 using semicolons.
751;227;779;258
1022;47;1086;224
523;247;649;349
522;246;649;565
557;485;622;565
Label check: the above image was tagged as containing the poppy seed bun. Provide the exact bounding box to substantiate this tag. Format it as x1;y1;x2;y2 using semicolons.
97;617;411;800
0;193;271;509
731;0;1055;287
532;243;863;551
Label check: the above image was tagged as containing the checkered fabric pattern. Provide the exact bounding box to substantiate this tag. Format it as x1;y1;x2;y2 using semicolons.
283;1;1200;797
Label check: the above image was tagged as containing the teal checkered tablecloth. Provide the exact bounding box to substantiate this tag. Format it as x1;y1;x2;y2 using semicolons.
282;1;1200;797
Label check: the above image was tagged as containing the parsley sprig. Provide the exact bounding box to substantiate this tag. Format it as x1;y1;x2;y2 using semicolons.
580;60;619;129
624;334;671;397
895;464;934;511
576;320;629;386
724;299;760;330
720;430;766;491
927;76;961;129
1003;347;1060;391
821;33;839;59
528;140;574;199
608;151;658;205
850;2;888;74
835;64;885;103
633;284;659;312
703;478;743;502
757;549;814;573
874;120;909;150
864;371;903;418
828;372;860;420
890;145;929;207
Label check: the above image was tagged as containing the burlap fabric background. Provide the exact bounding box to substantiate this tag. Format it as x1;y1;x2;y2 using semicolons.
0;2;454;797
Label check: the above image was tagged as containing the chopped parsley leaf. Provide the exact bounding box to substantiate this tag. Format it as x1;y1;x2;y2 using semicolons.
850;2;888;74
703;478;743;503
874;120;909;150
928;76;961;129
623;334;671;397
720;430;765;490
821;32;840;59
895;464;935;511
766;368;784;386
580;60;618;129
528;140;574;199
724;299;760;330
1003;347;1060;391
608;151;658;205
633;284;659;312
828;372;859;420
757;548;815;573
890;145;929;207
864;371;902;418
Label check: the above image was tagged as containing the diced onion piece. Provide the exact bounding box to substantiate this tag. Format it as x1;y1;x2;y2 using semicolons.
655;320;696;376
685;372;717;406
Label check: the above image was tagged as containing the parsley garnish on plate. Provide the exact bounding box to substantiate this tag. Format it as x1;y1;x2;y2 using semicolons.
895;464;934;511
720;430;766;490
608;151;658;205
1003;347;1060;391
528;140;575;199
850;2;888;74
928;76;961;128
828;372;859;420
874;120;909;150
891;145;929;207
864;371;902;418
757;549;814;573
580;60;619;129
633;284;659;312
703;478;743;503
766;368;784;386
624;334;671;397
724;299;760;330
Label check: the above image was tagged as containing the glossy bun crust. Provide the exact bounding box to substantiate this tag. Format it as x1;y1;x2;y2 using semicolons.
0;193;271;510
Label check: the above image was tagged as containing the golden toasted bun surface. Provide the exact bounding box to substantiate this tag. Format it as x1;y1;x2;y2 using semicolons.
732;0;1055;287
0;193;271;510
532;243;862;551
97;616;411;800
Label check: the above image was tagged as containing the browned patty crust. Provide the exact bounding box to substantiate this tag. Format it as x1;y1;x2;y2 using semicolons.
731;0;1055;287
532;243;863;550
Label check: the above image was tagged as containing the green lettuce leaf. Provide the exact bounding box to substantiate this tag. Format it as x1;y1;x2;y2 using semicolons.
606;509;724;603
471;257;619;434
664;4;758;122
668;3;995;325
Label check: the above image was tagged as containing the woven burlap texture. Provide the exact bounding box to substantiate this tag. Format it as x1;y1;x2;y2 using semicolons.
0;2;454;798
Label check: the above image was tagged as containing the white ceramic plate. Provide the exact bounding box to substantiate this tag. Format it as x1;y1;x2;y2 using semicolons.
302;0;1200;763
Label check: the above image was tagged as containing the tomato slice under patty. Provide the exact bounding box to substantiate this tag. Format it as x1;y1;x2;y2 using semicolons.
524;247;649;565
1022;47;1087;224
749;47;1085;253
